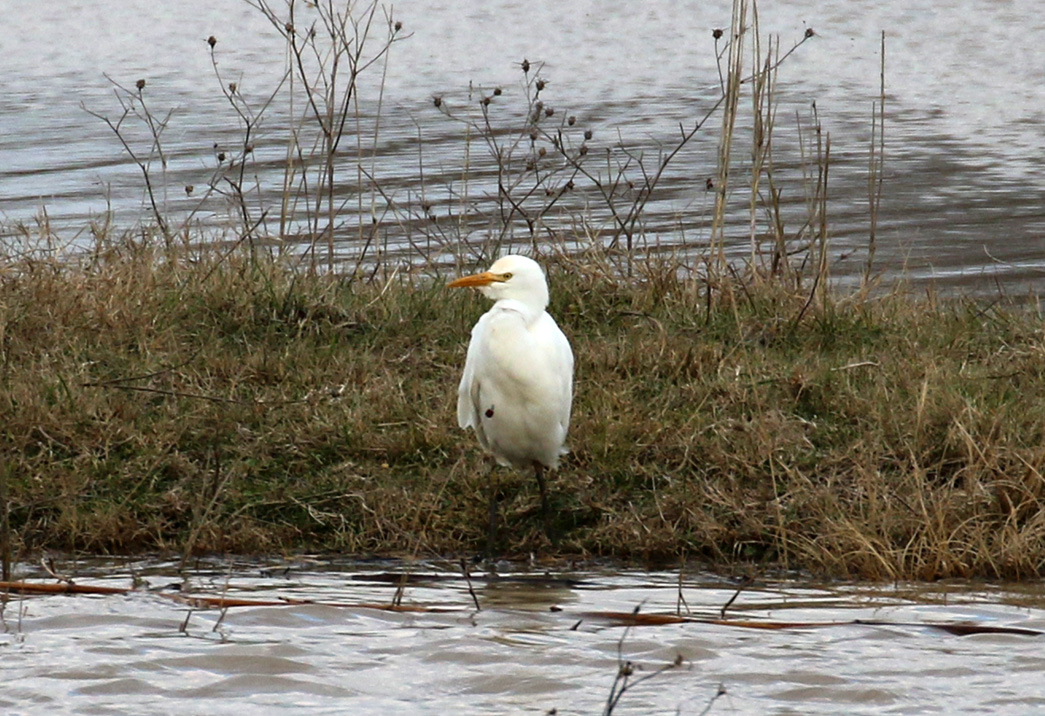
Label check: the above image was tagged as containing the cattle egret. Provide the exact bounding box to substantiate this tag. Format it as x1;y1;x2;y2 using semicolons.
448;255;574;540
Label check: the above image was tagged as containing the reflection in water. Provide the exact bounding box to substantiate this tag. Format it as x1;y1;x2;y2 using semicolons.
1;1;1045;294
2;558;1044;715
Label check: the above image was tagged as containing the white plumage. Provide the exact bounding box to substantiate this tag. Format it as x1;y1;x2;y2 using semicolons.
449;255;574;530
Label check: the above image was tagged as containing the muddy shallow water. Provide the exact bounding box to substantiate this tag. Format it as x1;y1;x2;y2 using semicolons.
2;558;1044;715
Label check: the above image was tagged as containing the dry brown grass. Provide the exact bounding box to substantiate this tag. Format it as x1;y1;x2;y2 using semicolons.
2;237;1045;579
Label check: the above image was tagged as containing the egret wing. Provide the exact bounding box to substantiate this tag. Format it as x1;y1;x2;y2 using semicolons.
537;312;574;449
457;312;490;431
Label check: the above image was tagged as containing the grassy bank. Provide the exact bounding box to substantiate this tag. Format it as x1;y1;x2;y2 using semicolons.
2;240;1044;579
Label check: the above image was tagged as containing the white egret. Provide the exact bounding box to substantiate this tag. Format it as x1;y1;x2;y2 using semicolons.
448;255;574;539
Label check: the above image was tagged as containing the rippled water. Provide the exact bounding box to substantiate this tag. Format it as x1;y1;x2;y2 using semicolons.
2;0;1044;292
2;558;1045;715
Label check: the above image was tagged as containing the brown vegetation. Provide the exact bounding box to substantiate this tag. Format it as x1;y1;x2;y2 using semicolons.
2;238;1044;580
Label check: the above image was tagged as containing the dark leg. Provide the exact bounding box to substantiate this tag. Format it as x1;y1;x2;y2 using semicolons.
533;461;553;540
485;472;500;559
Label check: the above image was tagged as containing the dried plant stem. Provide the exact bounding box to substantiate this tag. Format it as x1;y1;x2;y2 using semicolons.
603;605;684;715
460;558;481;611
709;0;748;274
178;445;233;574
1;463;9;582
82;81;173;242
866;31;886;284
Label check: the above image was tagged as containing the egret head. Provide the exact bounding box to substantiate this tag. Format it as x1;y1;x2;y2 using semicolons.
448;255;550;311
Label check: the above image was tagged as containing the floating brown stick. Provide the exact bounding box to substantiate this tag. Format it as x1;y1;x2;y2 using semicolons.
0;580;133;596
853;619;1045;638
578;610;1044;637
168;593;442;612
0;580;448;612
2;581;1040;636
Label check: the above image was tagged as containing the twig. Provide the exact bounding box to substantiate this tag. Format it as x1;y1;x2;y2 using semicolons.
40;557;74;585
720;575;753;618
82;77;173;241
831;361;880;372
179;445;233;574
82;348;204;388
676;560;691;616
80;382;308;407
603;603;684;716
460;558;481;611
391;574;406;608
697;685;728;716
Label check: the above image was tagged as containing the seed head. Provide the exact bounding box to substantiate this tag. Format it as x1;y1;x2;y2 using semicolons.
135;79;146;91
544;106;554;117
185;185;194;195
433;95;442;108
217;151;226;162
536;78;546;92
538;146;547;157
579;144;588;156
805;27;815;38
493;87;502;96
482;96;491;106
394;20;403;32
521;58;530;73
712;28;723;39
207;35;217;48
568;115;576;126
583;128;593;140
229;82;237;93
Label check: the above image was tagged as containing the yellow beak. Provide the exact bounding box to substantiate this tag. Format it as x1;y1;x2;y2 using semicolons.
447;271;504;288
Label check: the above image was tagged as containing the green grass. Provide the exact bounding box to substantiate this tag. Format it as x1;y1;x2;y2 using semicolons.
2;239;1045;579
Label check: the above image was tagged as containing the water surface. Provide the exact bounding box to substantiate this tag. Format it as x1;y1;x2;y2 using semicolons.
2;0;1045;293
2;558;1045;714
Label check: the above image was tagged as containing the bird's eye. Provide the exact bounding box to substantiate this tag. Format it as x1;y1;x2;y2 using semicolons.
502;272;513;280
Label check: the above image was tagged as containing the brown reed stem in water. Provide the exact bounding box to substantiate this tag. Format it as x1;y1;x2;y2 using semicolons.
603;604;685;716
460;558;481;611
676;559;691;616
